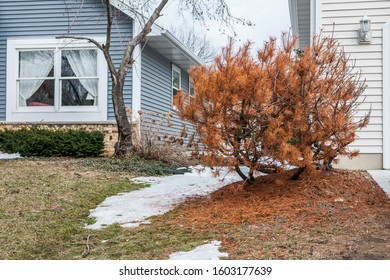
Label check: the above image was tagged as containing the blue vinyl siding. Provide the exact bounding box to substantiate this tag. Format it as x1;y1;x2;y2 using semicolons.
0;0;133;121
141;45;192;137
141;46;172;113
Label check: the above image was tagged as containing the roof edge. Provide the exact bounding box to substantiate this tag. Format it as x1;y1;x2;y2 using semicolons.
110;0;202;67
110;0;163;34
160;29;204;66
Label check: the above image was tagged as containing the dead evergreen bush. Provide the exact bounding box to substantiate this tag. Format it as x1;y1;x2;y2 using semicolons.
175;34;370;181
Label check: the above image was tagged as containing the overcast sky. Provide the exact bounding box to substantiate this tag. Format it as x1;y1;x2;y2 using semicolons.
156;0;291;50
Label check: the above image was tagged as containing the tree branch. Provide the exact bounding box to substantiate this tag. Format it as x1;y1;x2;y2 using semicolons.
235;165;254;184
55;35;104;51
56;34;118;81
104;0;112;52
119;0;169;80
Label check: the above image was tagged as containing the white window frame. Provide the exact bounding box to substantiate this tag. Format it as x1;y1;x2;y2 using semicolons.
172;64;181;100
6;38;108;122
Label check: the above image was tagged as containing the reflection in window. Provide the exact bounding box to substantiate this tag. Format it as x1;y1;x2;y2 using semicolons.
17;49;99;108
189;78;195;97
61;79;97;106
61;50;98;106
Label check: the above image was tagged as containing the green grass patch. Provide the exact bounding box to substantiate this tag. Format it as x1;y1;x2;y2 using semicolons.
78;156;190;176
0;159;144;259
0;158;205;260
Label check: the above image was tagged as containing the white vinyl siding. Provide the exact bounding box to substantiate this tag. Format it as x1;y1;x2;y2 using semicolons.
298;0;311;47
321;0;390;155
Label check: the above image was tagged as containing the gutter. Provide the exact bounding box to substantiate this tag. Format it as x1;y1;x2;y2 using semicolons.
110;0;203;66
160;29;204;66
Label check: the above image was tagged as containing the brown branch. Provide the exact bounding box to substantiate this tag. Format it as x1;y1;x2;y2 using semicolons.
55;35;104;51
119;0;169;81
235;165;254;184
104;0;112;52
55;34;118;80
82;234;92;258
291;167;305;180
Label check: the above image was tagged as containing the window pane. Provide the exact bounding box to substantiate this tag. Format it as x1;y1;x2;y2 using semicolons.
172;70;180;89
20;80;55;107
61;55;76;77
62;79;98;106
189;80;195;96
19;51;54;78
62;50;98;77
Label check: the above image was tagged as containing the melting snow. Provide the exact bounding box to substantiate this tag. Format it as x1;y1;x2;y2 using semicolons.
169;241;228;260
0;152;21;159
86;166;254;230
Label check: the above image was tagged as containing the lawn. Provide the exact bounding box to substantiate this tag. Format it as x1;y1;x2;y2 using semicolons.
0;157;389;260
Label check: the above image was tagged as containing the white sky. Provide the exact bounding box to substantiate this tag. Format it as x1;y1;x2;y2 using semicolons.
156;0;291;50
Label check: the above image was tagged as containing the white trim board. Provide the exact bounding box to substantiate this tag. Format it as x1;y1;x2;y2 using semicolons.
310;0;322;38
131;19;142;125
383;22;390;169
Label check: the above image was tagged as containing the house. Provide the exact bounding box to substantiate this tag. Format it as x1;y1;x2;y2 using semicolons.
0;0;201;153
289;0;390;170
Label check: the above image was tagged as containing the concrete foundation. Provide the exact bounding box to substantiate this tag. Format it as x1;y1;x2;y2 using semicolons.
335;154;383;170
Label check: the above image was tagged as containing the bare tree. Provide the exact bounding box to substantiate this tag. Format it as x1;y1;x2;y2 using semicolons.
168;24;218;63
59;0;243;157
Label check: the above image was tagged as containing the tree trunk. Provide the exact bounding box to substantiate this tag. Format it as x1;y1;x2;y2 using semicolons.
291;167;305;180
112;78;133;157
235;165;254;185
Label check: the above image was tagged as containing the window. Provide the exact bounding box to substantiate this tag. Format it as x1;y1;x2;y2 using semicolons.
172;64;181;98
7;38;107;122
189;77;195;97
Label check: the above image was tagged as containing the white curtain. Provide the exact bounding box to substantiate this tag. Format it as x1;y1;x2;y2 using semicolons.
64;50;98;105
19;51;53;106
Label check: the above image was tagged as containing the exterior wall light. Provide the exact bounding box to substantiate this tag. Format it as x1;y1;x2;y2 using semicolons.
358;15;372;44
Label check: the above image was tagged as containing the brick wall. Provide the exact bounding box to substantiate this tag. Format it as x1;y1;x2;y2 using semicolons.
0;122;118;155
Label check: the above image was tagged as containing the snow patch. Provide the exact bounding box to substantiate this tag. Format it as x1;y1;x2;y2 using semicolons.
0;152;21;159
169;241;228;260
86;166;256;230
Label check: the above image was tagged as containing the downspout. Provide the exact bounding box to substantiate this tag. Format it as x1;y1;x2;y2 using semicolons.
289;0;299;36
310;0;322;42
